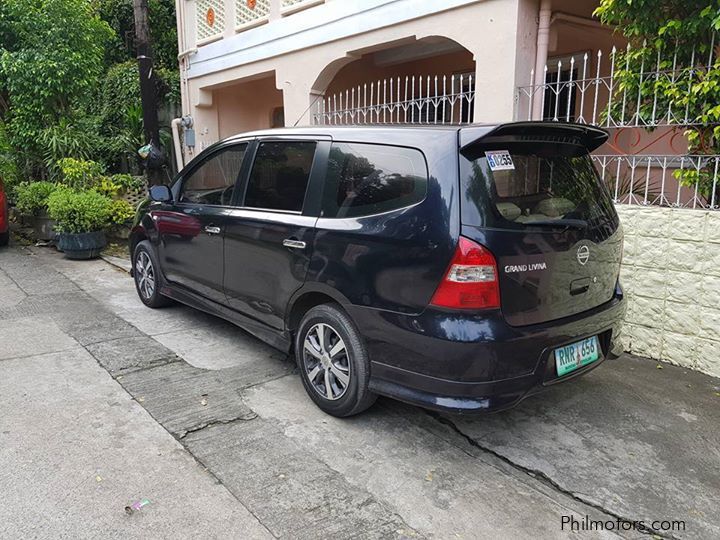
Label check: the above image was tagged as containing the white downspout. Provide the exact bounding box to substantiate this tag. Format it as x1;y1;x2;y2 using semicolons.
171;118;185;172
532;0;552;120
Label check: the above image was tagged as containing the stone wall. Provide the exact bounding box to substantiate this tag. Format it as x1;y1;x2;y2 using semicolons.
616;205;720;378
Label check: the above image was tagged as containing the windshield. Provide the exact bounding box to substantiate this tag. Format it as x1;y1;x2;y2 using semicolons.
459;149;618;233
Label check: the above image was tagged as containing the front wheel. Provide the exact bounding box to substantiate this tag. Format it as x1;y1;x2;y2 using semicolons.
296;304;377;417
133;241;172;308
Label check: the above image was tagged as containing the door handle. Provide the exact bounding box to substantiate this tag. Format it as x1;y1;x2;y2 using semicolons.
283;239;306;249
204;226;221;235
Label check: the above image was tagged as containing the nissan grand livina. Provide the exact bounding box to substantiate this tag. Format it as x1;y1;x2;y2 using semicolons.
130;122;626;417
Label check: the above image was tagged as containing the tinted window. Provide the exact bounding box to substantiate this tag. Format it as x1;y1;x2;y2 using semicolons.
180;145;247;205
244;142;316;212
460;149;617;230
322;143;427;219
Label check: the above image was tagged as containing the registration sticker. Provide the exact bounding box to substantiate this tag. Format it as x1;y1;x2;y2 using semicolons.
485;150;515;171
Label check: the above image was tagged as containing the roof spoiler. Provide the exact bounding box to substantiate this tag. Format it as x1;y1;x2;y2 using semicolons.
460;122;609;157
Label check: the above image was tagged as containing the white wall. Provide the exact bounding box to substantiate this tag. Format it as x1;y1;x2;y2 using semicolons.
617;205;720;378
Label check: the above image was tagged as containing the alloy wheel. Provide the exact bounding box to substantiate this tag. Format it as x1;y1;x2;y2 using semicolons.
135;251;156;300
302;323;351;401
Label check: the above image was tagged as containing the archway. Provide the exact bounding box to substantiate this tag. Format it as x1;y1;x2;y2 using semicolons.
311;37;476;125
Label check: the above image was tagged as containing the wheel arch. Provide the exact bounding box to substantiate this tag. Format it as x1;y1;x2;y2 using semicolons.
286;284;353;334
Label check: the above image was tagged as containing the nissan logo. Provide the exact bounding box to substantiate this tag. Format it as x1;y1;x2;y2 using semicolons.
577;245;590;265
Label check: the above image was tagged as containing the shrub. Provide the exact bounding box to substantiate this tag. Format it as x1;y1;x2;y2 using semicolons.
15;181;58;215
39;115;104;175
108;199;135;225
95;176;121;198
110;173;144;193
47;187;112;234
57;158;104;190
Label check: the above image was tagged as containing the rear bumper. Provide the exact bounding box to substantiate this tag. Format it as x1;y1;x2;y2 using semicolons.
350;286;626;414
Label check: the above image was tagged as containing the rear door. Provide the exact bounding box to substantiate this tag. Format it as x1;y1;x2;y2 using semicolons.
458;124;622;326
223;138;324;329
310;140;452;314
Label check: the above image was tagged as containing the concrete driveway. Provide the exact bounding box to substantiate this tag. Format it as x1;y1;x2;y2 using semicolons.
1;244;718;539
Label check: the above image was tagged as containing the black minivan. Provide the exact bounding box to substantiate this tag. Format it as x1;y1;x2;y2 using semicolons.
130;122;626;417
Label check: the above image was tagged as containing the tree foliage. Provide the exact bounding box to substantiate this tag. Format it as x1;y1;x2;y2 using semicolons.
0;0;179;185
0;0;113;175
596;0;720;151
596;0;720;201
98;0;178;70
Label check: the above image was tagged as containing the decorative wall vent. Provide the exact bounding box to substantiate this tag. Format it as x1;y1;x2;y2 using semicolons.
196;0;225;42
236;0;270;29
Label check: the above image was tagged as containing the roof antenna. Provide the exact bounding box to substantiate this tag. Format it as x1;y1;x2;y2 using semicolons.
293;92;324;127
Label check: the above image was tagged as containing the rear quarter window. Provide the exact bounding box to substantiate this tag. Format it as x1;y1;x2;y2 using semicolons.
321;142;428;218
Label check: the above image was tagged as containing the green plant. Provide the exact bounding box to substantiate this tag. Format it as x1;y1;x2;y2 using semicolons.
595;0;720;202
110;173;144;192
0;0;114;177
108;199;135;225
14;181;57;215
57;158;104;190
38;114;103;174
47;187;112;234
95;176;121;198
97;0;178;70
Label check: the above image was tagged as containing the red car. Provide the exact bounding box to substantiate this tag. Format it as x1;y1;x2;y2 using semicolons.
0;178;9;246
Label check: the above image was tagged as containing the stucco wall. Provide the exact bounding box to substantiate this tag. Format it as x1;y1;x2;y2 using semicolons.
617;205;720;377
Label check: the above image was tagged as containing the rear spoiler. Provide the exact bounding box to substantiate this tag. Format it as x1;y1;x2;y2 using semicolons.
460;122;608;158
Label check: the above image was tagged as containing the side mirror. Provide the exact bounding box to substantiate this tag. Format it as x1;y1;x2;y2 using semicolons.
149;185;173;203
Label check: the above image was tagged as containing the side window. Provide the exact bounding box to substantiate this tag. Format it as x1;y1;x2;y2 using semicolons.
244;141;317;212
322;143;428;219
180;144;247;205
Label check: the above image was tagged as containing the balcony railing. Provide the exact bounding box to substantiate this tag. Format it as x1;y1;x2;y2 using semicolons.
313;74;476;126
516;37;718;128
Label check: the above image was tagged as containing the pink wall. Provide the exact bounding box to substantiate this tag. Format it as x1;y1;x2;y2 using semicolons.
214;76;284;138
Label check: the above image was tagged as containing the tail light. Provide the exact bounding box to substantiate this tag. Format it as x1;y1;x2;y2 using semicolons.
430;237;500;310
0;189;6;231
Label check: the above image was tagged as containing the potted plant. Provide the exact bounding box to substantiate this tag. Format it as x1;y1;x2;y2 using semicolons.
46;187;111;259
15;181;58;241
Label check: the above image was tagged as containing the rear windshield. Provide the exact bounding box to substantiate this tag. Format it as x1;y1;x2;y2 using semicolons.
459;148;617;230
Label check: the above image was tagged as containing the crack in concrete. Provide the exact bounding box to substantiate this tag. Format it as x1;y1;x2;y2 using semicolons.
178;413;259;440
426;411;681;540
109;356;182;377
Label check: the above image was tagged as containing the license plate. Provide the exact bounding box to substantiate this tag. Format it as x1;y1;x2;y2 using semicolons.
554;336;600;377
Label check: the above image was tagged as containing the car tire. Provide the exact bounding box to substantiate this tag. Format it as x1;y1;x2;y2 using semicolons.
296;304;377;417
133;240;172;308
0;230;8;247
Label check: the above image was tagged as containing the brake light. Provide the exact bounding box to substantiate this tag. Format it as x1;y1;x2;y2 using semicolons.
430;237;500;310
0;189;6;231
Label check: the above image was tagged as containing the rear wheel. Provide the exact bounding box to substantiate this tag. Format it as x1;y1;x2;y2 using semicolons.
133;241;172;308
0;230;8;246
296;304;377;417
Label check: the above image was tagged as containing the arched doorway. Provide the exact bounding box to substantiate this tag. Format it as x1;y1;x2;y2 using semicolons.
312;37;476;125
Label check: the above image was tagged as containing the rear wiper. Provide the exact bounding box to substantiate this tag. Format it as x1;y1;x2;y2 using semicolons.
523;219;588;230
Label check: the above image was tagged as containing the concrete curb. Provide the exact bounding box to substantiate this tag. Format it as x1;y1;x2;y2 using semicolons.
101;254;132;274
